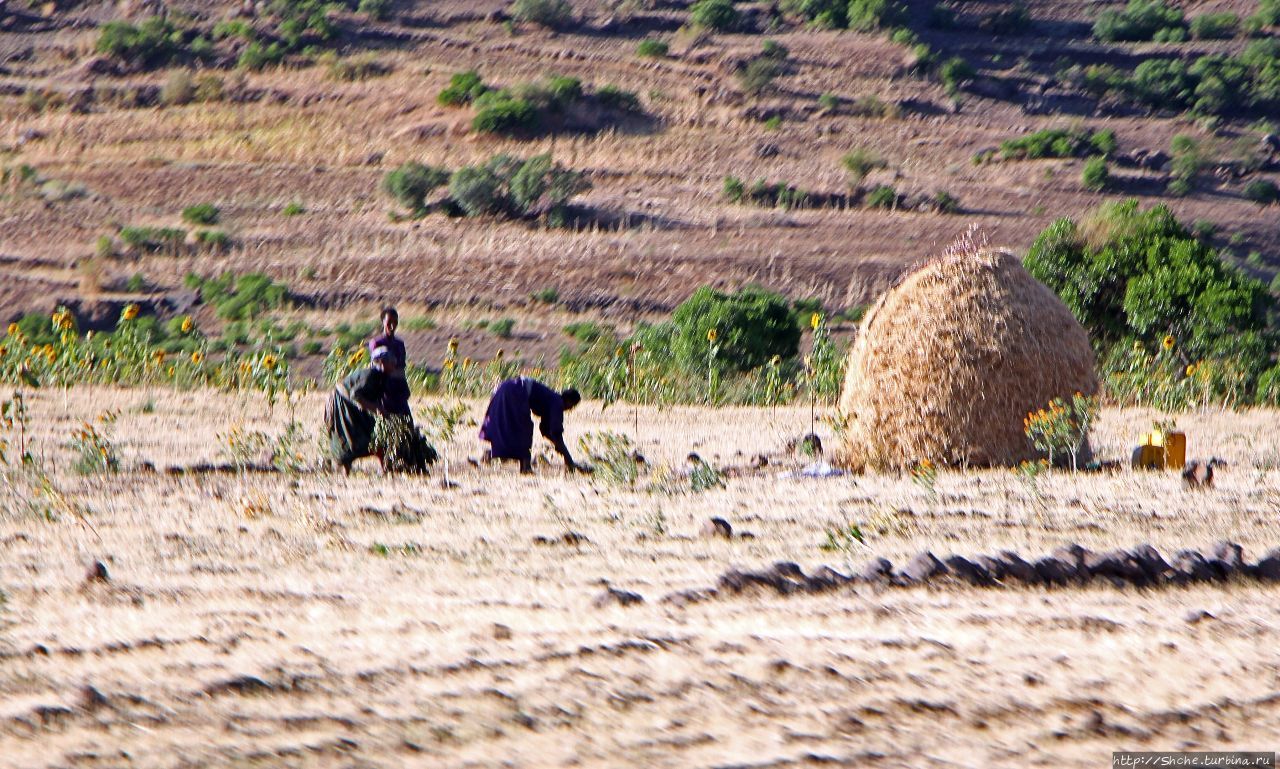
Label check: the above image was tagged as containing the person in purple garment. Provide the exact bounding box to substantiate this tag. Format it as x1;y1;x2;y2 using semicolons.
367;307;412;416
480;377;586;474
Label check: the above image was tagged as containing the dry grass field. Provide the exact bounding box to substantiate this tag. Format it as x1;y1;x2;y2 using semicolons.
2;387;1279;768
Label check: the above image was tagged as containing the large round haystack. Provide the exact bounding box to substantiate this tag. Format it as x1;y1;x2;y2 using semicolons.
838;249;1098;471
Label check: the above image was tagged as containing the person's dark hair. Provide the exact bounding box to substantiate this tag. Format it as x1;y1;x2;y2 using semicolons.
381;306;398;323
561;388;581;410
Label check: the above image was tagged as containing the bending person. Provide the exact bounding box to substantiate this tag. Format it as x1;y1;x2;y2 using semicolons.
368;306;412;417
480;377;585;474
325;346;394;473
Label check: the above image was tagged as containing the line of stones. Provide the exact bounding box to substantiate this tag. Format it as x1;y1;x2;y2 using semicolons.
661;542;1280;604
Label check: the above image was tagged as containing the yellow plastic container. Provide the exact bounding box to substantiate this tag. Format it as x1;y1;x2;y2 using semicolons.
1136;430;1186;470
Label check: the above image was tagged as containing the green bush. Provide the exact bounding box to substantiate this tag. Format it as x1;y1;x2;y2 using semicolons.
1000;127;1109;160
181;203;219;225
490;318;516;338
1090;128;1118;157
1254;0;1280;26
847;0;907;31
358;0;391;19
933;190;961;213
511;0;574;28
670;286;801;372
690;0;738;30
738;58;783;95
472;91;539;135
723;175;746;203
636;39;669;58
864;184;897;209
1024;199;1272;364
119;226;186;253
781;0;846;28
283;201;305;216
1168;134;1207;193
818;92;841;111
438;70;488;106
939;56;975;96
842;148;886;184
509;153;590;219
1082;157;1110;191
596;84;640;112
237;41;286;71
382;162;450;215
446;154;588;221
1093;0;1185;42
448;164;506;217
1244;178;1280;204
194;229;230;251
1190;12;1240;39
95;18;184;68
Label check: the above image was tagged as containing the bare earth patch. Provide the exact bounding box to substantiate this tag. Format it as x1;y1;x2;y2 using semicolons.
1;388;1278;767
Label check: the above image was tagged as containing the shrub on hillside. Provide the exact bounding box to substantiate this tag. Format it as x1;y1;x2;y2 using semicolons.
999;127;1113;160
448;154;588;222
596;84;641;112
1081;158;1110;191
119;226;186;254
182;203;220;226
690;0;738;31
96;18;186;68
472;90;540;135
438;70;489;106
1244;178;1280;204
846;0;907;32
1024;199;1272;365
981;3;1032;34
636;39;669;58
1093;0;1185;42
737;58;783;95
382;162;449;215
670;286;801;372
864;184;898;209
510;0;575;28
1190;12;1240;39
938;56;975;96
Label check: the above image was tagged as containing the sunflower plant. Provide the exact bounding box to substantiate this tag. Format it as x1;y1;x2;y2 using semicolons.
1023;392;1098;472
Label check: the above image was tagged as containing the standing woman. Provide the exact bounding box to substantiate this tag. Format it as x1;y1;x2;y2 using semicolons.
368;307;412;417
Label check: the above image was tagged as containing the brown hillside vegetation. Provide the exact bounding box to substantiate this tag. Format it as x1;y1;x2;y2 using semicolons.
2;0;1278;328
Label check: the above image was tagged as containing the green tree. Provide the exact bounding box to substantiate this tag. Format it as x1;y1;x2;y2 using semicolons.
670;286;802;372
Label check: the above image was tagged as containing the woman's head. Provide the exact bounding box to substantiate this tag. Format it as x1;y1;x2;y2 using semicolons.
561;388;582;411
381;307;398;336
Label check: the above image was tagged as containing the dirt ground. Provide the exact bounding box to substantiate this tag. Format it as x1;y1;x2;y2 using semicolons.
1;387;1279;768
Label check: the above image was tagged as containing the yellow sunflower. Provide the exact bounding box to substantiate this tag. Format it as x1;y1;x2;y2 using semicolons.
707;328;718;342
6;322;19;337
191;351;204;365
1162;335;1175;351
810;312;821;330
122;304;140;322
180;316;194;334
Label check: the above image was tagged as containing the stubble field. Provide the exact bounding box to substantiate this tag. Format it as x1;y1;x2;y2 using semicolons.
1;387;1279;768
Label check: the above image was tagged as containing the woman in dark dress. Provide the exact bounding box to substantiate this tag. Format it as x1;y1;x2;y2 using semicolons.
480;377;585;474
325;347;394;472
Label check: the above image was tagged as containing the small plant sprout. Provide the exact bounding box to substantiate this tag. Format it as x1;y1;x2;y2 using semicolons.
1023;392;1099;472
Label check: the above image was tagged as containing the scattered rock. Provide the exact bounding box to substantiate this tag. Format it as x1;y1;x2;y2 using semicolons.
592;586;644;608
1255;548;1280;581
1126;544;1167;583
85;560;109;583
859;557;893;583
900;551;947;583
755;142;780;159
80;685;109;713
492;624;512;640
1184;609;1214;624
943;555;991;586
533;531;590;547
807;565;850;590
995;551;1041;584
661;589;713;607
1083;549;1147;586
1051;543;1089;573
1182;460;1215;488
701;517;732;539
1208;540;1245;578
750;454;770;469
1171;550;1214;583
1033;555;1077;585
